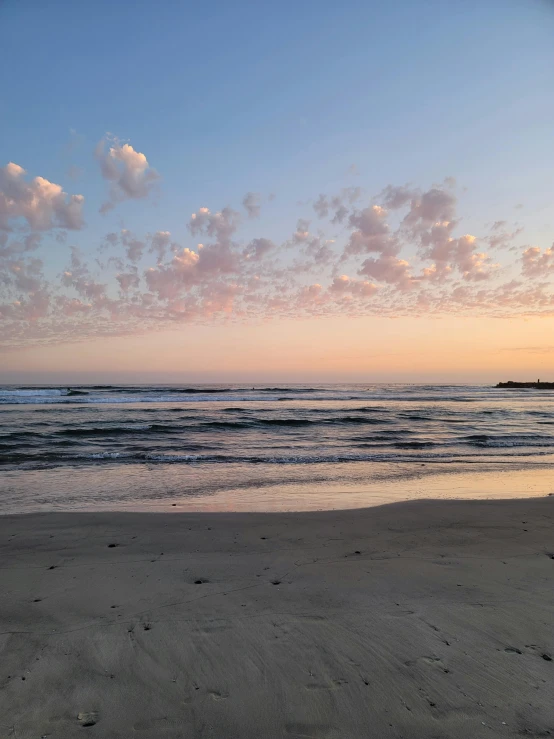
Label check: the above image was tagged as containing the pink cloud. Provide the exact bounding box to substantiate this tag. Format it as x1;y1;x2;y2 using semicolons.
344;205;397;257
313;187;362;222
56;297;93;316
61;248;107;301
418;223;495;281
521;245;554;277
244;238;275;261
297;283;324;307
452;235;495;281
149;230;172;262
403;186;456;230
10;289;50;321
379;184;415;210
292;218;311;243
95;136;159;213
8;258;43;293
116;271;140;293
0;162;84;231
188;206;240;242
120;230;145;263
330;275;378;297
3;162;554;348
358;255;414;289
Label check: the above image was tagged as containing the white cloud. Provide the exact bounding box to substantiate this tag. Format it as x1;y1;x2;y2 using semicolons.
0;162;84;231
95;137;159;213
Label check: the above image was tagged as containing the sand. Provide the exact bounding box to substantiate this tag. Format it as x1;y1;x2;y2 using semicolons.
0;497;553;738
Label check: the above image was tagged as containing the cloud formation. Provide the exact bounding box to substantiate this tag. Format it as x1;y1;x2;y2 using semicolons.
242;192;261;218
1;149;553;348
0;162;84;231
313;187;362;223
95;137;159;213
188;206;240;242
521;245;554;277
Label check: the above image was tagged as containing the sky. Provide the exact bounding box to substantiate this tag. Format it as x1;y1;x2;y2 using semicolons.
1;0;554;383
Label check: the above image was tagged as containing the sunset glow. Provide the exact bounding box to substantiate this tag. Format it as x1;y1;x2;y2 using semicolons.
1;1;553;382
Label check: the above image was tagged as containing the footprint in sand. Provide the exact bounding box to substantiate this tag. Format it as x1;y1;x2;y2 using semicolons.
208;690;229;701
77;711;98;727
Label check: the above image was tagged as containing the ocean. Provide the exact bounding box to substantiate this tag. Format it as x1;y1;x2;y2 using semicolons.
1;383;554;513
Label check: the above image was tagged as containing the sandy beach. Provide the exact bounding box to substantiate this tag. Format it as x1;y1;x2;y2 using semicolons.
1;497;553;738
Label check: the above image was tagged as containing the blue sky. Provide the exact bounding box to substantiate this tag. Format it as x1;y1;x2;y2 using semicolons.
2;0;554;379
3;0;553;234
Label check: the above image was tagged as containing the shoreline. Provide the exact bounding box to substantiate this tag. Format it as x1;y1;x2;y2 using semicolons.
1;497;553;738
3;463;554;515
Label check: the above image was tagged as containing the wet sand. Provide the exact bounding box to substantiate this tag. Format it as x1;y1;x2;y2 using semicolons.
0;497;553;738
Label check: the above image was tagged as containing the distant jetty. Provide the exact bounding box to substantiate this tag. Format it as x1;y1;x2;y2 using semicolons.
496;380;554;389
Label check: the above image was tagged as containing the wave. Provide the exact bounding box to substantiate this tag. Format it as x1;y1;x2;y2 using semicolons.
5;428;552;456
463;434;554;448
4;447;554;470
1;423;188;440
350;430;414;441
394;441;436;449
0;381;488;401
354;433;421;447
74;385;235;394
201;415;391;427
199;420;253;429
0;416;395;443
335;415;390;424
160;387;235;394
55;424;159;436
191;416;391;429
258;387;321;393
400;414;434;421
257;418;314;426
0;388;66;397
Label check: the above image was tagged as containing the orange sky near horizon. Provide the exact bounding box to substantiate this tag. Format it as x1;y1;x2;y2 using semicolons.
2;315;554;384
